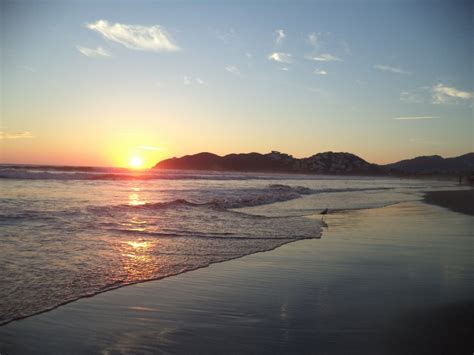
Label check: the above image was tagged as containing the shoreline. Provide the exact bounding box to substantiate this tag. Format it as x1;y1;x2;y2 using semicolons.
1;200;473;354
0;235;321;328
423;189;474;216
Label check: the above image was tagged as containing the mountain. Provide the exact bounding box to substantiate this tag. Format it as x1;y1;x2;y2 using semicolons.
383;153;474;174
154;151;381;174
298;152;379;174
154;151;474;175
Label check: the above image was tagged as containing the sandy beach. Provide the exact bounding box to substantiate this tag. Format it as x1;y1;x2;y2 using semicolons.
424;189;474;216
1;200;473;354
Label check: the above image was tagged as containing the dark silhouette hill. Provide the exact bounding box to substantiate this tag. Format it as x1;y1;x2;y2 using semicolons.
154;151;380;174
384;153;474;174
154;151;474;175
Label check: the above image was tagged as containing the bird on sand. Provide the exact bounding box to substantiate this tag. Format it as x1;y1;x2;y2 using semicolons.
320;208;329;227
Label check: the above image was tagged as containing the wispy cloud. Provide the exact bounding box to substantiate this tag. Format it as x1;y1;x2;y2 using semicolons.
268;52;292;63
313;69;327;75
215;28;237;44
0;131;34;140
183;76;192;85
274;29;286;46
305;32;346;65
307;32;319;47
400;87;429;104
280;67;289;71
305;53;342;62
401;84;473;105
184;76;206;85
77;45;111;58
86;20;180;52
225;65;241;76
432;83;473;104
374;64;410;74
393;116;438;120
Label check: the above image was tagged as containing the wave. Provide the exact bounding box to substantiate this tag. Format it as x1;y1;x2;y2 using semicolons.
0;166;392;181
87;185;392;212
0;183;394;226
0;193;322;326
0;166;271;181
105;228;297;240
0;169;163;181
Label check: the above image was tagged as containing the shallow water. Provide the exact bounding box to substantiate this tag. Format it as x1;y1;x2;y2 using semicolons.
0;202;472;354
0;166;462;325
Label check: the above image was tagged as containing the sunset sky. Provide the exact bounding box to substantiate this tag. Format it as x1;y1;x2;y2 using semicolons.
1;0;473;167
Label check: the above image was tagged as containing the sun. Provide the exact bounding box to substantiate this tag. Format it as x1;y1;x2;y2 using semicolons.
129;155;144;169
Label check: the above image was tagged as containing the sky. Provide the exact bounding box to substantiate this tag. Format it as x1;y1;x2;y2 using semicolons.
1;0;473;167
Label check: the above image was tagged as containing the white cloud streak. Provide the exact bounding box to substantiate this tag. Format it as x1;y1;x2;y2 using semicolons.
225;65;241;76
432;83;473;104
86;20;180;52
268;52;292;63
0;131;34;139
313;69;327;75
393;116;438;120
400;84;472;105
307;32;319;47
183;76;206;85
77;45;111;58
305;53;342;62
275;29;286;46
215;28;237;44
374;64;410;74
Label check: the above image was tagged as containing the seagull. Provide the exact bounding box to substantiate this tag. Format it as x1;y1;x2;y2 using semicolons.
320;208;329;226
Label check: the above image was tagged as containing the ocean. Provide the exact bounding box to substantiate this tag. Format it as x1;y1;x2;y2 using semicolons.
0;165;460;326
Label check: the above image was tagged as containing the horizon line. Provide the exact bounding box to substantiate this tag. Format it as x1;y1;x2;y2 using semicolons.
1;150;472;169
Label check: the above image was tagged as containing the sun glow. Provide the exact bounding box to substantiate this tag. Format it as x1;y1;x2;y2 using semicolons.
129;155;144;169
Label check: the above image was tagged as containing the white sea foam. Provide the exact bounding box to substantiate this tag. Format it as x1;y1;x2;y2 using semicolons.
0;200;321;325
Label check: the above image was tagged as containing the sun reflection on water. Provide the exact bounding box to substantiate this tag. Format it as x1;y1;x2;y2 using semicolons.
119;239;157;281
127;241;150;249
128;192;146;206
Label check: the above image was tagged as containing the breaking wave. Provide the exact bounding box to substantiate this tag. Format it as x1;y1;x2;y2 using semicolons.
0;166;280;181
0;165;392;181
0;191;322;325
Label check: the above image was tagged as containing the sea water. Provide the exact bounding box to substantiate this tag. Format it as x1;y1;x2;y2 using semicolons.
0;165;458;325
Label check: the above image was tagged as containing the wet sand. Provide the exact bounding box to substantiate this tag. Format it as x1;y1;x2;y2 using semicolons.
424;189;474;216
1;201;473;354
